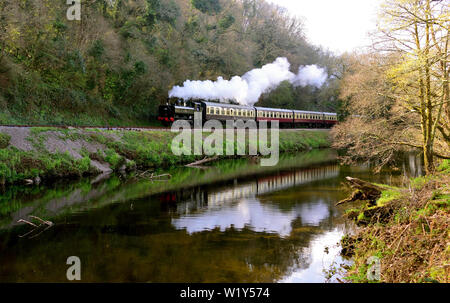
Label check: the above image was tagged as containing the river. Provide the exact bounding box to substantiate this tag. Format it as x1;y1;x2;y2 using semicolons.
0;150;422;282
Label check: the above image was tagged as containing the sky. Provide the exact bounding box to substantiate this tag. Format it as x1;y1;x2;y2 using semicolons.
267;0;384;54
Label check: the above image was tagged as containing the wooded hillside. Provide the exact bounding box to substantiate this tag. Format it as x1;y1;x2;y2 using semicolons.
0;0;341;125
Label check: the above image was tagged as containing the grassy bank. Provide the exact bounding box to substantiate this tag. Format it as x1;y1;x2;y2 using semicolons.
0;128;331;186
340;160;449;283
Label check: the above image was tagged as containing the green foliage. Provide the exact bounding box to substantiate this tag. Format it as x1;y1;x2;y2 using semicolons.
410;175;433;190
0;148;93;185
438;159;450;173
191;0;221;15
104;148;125;170
0;132;11;149
0;0;339;126
376;189;402;206
88;40;105;59
218;15;235;30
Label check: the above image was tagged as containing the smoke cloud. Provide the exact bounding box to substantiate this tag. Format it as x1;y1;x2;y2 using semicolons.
169;57;327;106
292;65;328;88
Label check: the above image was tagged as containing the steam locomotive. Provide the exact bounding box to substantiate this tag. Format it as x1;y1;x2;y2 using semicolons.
157;99;338;128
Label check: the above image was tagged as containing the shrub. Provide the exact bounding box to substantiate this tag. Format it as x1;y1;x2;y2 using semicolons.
0;132;11;149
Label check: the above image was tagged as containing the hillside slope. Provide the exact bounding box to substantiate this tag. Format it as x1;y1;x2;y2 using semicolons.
0;0;341;126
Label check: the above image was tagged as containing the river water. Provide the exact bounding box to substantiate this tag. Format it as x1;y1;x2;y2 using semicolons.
0;150;421;282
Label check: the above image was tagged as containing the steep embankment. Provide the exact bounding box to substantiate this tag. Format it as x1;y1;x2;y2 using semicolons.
340;161;450;283
0;127;331;186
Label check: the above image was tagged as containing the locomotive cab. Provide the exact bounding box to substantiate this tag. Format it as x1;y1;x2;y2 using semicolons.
157;100;175;125
157;98;202;126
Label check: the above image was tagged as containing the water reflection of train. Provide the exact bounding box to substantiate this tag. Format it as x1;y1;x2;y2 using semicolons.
159;164;339;215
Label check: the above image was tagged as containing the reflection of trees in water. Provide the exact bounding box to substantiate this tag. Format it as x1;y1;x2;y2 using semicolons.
0;218;323;282
0;162;346;282
0;188;343;283
0;151;338;230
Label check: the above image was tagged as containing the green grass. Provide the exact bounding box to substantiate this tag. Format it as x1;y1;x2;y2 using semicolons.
376;189;403;207
0;128;331;185
410;175;433;190
0;147;94;185
0;132;11;149
438;159;450;173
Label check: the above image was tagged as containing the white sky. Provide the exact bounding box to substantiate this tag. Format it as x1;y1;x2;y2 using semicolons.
267;0;384;54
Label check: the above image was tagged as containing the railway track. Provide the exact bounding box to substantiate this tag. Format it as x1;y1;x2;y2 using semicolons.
0;125;330;131
0;124;171;131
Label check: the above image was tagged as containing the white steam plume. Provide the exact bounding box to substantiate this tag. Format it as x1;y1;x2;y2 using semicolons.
169;57;327;106
292;65;328;88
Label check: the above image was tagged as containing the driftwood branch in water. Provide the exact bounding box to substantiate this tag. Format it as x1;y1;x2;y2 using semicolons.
135;171;172;181
17;216;53;239
186;156;219;167
336;177;382;206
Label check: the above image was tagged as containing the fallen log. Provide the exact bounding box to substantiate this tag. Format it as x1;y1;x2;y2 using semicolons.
185;156;219;167
336;177;382;206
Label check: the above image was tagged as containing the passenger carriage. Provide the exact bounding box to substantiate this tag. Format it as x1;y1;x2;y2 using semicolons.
158;98;338;128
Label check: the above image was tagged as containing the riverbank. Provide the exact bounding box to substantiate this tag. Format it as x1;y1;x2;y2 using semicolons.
0;127;331;186
340;160;449;283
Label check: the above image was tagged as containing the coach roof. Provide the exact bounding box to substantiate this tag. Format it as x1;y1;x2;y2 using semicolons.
202;101;254;110
254;107;293;113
